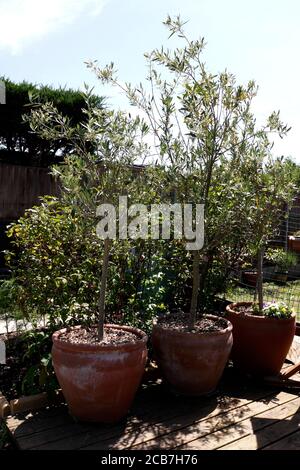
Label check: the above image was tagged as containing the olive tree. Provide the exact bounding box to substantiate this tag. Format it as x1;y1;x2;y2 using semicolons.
88;15;291;328
28;93;150;340
242;153;296;311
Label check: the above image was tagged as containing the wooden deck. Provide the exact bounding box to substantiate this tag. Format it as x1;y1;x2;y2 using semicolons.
5;368;300;450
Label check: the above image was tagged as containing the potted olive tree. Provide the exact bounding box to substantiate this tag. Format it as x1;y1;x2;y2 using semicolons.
226;157;297;377
89;16;292;394
28;102;149;422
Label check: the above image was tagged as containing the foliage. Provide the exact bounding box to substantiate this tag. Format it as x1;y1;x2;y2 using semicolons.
6;198;101;328
20;329;58;396
0;278;21;313
0;278;24;331
88;15;296;326
6;15;298;336
252;301;293;319
262;301;293;319
25;91;154;338
7;198;189;335
265;248;298;272
227;281;300;321
248;157;297;310
0;77;104;167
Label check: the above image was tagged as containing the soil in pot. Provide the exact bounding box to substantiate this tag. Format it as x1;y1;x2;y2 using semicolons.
152;314;233;396
52;324;148;423
226;302;296;377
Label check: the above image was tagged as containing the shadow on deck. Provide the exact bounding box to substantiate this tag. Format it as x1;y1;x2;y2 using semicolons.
5;368;300;450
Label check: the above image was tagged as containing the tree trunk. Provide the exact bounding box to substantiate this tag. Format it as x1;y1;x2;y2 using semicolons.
256;246;264;313
98;238;111;341
198;254;210;305
189;250;200;330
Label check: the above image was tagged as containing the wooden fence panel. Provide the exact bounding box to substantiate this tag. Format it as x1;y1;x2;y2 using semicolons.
0;163;59;221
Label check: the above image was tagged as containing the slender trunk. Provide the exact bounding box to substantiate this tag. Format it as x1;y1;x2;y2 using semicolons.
189;250;200;330
198;255;210;305
98;238;111;341
5;313;9;336
256;246;264;313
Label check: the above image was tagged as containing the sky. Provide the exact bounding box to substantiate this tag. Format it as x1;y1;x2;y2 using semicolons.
1;0;300;161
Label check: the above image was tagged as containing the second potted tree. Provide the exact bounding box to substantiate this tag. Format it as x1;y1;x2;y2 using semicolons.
92;16;294;394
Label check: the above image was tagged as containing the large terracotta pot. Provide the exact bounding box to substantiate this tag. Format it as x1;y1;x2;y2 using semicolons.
288;236;300;253
152;314;233;396
226;302;296;376
242;270;258;287
52;324;148;423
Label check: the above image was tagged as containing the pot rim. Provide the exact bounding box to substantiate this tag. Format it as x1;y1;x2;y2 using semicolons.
226;301;296;322
52;323;148;352
153;313;232;337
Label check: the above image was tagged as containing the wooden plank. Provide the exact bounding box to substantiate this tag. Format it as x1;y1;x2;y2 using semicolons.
163;392;300;451
81;390;284;450
13;384;211;449
258;410;300;450
17;395;214;450
280;362;300;379
263;429;300;450
7;382;164;440
287;335;300;364
7;406;72;437
216;396;300;450
14;387;273;450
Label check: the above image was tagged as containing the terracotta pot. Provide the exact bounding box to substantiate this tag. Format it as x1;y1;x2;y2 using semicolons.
272;271;288;284
288;236;300;253
52;324;148;423
226;302;296;376
152;314;233;396
242;270;258;287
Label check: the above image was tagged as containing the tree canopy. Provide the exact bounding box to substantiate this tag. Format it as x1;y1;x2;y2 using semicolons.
0;77;105;167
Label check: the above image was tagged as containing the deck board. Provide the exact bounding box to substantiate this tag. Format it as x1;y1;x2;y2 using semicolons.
5;370;300;450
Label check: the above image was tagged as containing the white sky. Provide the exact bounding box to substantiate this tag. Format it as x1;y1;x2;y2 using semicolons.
0;0;299;161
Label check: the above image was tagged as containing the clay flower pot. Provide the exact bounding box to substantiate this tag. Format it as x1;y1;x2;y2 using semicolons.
52;324;148;423
272;270;288;284
242;270;258;287
226;302;296;376
288;236;300;253
152;314;233;396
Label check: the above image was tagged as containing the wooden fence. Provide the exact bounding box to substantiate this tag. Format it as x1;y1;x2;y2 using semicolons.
0;163;59;221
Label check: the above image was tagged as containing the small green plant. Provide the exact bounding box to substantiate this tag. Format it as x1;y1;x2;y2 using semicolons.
263;301;293;319
293;231;300;238
265;248;298;272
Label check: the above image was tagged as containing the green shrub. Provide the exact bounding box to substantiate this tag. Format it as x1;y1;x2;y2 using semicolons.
6;197;193;334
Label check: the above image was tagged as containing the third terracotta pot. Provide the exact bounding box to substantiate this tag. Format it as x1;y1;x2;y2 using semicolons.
226;302;296;376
